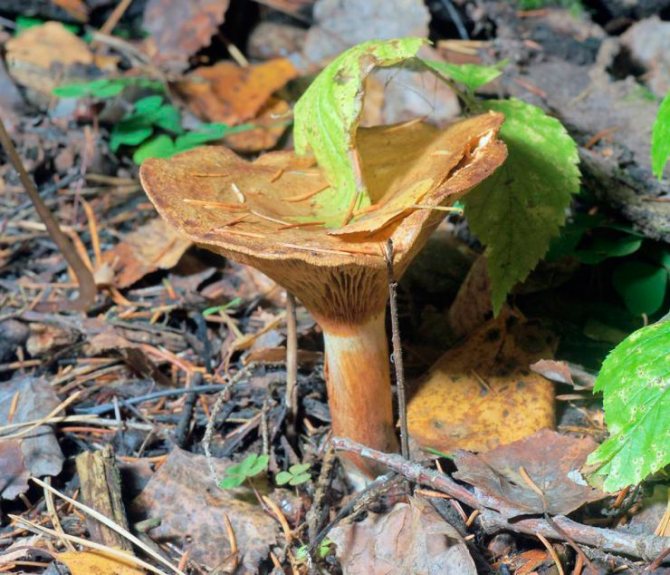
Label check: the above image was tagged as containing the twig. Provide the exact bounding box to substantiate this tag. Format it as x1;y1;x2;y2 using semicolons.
202;363;256;484
74;384;229;415
97;0;134;37
439;0;469;40
174;373;202;448
384;239;409;460
332;437;670;562
308;471;401;556
0;117;96;311
285;292;298;426
30;477;186;575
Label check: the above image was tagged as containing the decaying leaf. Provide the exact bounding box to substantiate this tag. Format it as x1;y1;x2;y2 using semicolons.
131;448;281;572
453;429;607;518
103;218;192;289
176;59;298;125
408;309;556;454
330;497;477;575
5;22;93;95
224;98;291;153
0;375;64;500
143;0;230;72
55;550;144;575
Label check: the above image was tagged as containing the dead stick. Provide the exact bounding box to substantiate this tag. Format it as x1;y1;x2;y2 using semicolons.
332;437;670;562
0;117;96;312
384;239;409;460
285;291;298;425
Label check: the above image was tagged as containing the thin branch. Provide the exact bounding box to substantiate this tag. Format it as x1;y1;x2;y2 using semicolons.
384;239;409;460
0;117;96;312
332;437;670;562
285;292;298;424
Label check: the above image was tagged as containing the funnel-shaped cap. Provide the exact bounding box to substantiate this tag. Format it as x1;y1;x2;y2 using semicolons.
140;113;506;329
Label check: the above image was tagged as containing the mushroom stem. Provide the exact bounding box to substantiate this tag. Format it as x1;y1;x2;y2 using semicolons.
321;311;398;480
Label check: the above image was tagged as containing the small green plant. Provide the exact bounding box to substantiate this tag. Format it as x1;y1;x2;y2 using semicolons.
53;78;253;164
295;538;334;561
275;463;311;486
218;453;269;489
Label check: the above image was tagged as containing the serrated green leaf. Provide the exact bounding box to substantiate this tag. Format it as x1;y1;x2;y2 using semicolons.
651;91;670;180
133;134;176;164
293;37;425;223
421;60;503;91
110;125;153;152
586;320;670;491
464;98;580;313
612;261;668;316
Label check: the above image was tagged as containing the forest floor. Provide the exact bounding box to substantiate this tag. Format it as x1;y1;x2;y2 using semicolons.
1;0;670;573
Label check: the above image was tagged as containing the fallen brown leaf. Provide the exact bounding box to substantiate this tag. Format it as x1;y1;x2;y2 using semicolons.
408;309;556;454
143;0;230;72
224;98;291;153
103;218;192;289
453;429;607;518
55;550;144;575
176;58;298;125
0;375;64;500
131;448;282;572
330;497;477;575
5;22;93;95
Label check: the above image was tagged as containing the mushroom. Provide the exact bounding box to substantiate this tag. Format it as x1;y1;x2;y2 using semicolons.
140;112;507;481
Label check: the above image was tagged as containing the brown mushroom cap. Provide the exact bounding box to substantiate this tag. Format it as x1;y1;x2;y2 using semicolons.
140;112;507;328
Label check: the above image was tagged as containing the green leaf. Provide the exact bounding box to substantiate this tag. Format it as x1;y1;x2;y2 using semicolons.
612;261;668;316
132;135;176;164
154;105;184;134
289;463;311;475
275;471;293;486
245;453;270;476
109;126;153;152
574;234;643;265
53;78;125;99
293;37;425;222
218;474;246;489
173;123;247;152
421;60;503;91
132;95;164;115
651;91;670;180
586;320;670;491
289;473;311;486
464;98;580;313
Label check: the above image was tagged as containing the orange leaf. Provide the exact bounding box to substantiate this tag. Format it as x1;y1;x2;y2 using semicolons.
176;59;298;125
52;0;89;21
56;550;145;575
408;309;556;454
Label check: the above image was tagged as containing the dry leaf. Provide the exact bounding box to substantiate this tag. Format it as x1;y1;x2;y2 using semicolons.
176;59;298;125
131;448;281;572
103;218;192;289
56;550;144;575
453;429;607;518
0;375;64;500
143;0;230;72
5;22;93;94
330;497;476;575
408;309;556;454
224;97;291;153
52;0;88;21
